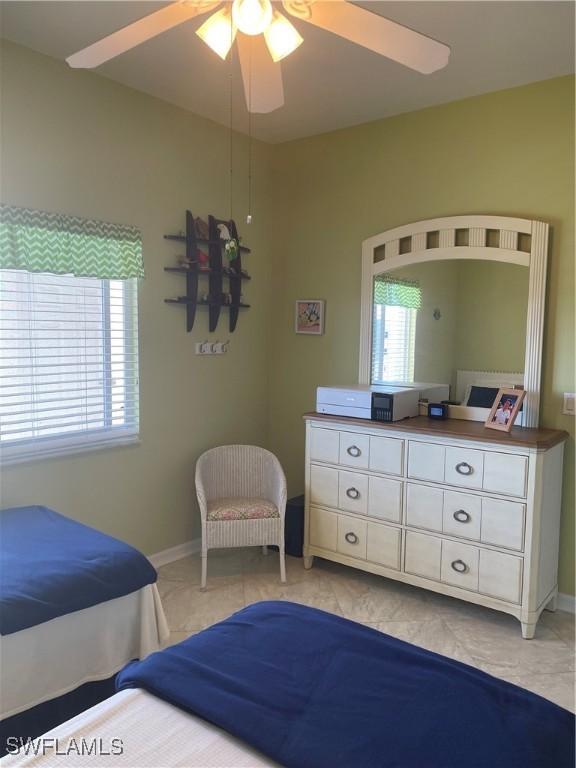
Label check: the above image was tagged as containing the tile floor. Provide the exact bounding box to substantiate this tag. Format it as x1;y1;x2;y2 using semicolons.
158;548;575;712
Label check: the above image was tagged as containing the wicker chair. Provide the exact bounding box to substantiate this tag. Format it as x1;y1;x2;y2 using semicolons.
195;445;287;589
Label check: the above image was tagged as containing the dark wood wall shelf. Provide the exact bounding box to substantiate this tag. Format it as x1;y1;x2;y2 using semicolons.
164;210;251;333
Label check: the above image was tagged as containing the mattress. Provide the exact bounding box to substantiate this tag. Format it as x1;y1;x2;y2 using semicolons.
0;689;274;767
0;505;157;635
0;585;169;719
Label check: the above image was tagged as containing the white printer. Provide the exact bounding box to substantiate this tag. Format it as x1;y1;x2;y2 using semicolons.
316;382;450;423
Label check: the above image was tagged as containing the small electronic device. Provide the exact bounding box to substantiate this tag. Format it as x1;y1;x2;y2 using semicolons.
316;385;420;422
427;402;449;420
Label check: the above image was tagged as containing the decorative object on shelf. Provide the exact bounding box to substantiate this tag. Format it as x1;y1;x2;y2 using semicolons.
164;210;251;333
295;299;325;335
195;217;209;239
224;238;239;262
485;387;526;432
217;222;231;240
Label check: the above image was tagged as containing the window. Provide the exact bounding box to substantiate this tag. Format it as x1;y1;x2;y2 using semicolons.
0;271;139;463
371;276;421;385
0;203;143;465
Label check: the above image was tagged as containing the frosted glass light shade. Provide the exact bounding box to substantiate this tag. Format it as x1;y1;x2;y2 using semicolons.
232;0;273;36
264;11;303;62
196;7;237;60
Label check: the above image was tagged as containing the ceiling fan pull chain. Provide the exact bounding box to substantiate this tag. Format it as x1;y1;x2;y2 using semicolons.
247;37;253;224
229;19;234;223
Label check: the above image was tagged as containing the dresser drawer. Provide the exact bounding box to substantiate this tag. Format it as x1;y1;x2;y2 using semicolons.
480;497;525;551
442;491;482;541
309;506;337;551
338;470;368;515
444;447;484;490
310;428;339;464
406;483;443;533
366;522;401;570
408;442;445;482
337;514;367;559
479;549;523;604
310;465;338;508
368;476;402;523
369;436;404;476
483;452;528;498
405;530;441;580
339;432;369;469
441;539;479;591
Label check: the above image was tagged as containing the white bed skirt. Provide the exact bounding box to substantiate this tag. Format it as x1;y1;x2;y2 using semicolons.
0;689;274;767
0;584;169;720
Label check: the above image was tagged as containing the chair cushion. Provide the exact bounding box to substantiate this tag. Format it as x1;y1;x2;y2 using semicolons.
207;497;279;522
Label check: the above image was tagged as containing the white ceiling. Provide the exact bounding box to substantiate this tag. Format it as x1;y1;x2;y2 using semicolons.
1;1;574;143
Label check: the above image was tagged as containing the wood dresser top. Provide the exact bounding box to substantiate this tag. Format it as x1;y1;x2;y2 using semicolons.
303;413;568;450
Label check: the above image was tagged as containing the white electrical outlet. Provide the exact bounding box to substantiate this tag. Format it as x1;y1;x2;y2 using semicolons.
562;393;575;416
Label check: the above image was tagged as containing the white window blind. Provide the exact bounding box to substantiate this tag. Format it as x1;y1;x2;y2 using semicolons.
371;304;417;384
0;270;139;464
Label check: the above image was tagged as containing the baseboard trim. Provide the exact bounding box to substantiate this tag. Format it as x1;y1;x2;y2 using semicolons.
557;592;576;614
148;539;201;569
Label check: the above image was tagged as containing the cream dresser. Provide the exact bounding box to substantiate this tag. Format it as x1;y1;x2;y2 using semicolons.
303;413;567;638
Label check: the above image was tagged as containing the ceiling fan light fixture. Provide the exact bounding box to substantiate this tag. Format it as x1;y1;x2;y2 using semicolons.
263;10;303;62
196;7;237;60
232;0;273;36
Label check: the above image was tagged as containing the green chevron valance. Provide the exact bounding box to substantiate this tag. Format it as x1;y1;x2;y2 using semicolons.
374;276;421;309
0;204;144;279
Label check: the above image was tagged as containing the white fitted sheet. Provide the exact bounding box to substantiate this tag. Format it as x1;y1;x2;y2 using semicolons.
0;689;276;767
0;584;169;719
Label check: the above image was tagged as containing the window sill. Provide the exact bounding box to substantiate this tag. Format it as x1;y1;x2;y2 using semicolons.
0;431;140;467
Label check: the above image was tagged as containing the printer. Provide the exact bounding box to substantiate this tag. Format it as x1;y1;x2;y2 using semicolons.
316;382;450;423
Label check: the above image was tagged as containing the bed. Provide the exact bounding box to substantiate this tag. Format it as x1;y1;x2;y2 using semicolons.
2;601;573;768
0;506;169;726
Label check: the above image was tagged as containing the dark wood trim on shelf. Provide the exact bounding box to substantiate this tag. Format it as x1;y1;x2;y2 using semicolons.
164;234;251;253
164;210;251;333
303;412;568;450
164;266;251;279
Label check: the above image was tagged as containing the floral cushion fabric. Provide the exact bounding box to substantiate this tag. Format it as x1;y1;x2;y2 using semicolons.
207;497;279;521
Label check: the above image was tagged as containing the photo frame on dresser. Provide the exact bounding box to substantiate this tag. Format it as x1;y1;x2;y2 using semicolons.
485;387;526;431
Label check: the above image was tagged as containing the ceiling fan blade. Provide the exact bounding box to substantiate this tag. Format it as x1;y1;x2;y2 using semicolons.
237;34;284;114
66;1;220;69
285;0;450;74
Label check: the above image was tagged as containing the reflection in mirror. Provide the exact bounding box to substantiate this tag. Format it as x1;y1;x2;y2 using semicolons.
371;260;529;404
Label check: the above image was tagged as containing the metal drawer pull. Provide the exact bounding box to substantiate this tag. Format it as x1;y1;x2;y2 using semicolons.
453;510;471;523
345;532;359;545
346;487;360;500
451;559;469;574
455;462;473;476
347;445;361;457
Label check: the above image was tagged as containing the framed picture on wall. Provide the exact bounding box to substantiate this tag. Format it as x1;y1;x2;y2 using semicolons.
485;387;526;432
295;300;325;335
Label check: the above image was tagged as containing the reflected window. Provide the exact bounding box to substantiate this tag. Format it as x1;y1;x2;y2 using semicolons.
371;277;421;384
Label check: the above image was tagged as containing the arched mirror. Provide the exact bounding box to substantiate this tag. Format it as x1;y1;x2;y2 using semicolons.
358;215;549;428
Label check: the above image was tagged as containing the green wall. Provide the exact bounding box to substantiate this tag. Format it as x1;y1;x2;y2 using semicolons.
1;41;573;596
0;40;275;553
268;76;575;595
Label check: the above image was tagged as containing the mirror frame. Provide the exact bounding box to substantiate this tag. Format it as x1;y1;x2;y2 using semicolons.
358;214;549;428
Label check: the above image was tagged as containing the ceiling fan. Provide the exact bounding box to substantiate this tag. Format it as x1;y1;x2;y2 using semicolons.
67;0;450;114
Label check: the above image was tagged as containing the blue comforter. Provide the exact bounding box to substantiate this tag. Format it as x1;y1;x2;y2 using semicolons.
117;601;575;768
0;506;157;635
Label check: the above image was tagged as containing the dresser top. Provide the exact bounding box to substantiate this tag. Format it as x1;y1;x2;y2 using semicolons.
303;413;568;450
